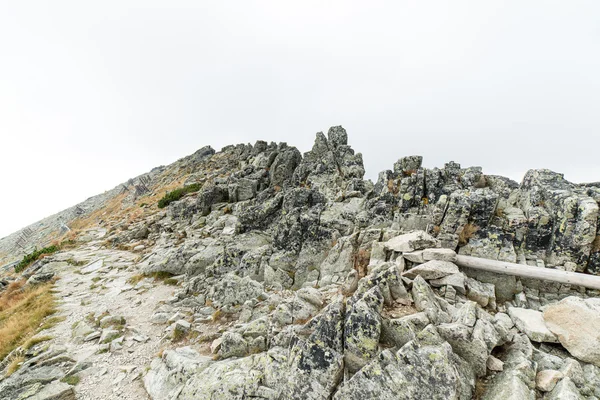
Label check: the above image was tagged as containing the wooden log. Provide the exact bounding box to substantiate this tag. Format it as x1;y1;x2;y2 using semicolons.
455;255;600;291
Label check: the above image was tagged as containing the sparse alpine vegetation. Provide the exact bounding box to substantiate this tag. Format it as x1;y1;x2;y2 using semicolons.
14;245;60;273
157;183;202;209
0;280;57;362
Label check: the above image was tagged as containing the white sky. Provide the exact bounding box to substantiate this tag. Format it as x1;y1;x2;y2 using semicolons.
1;1;599;239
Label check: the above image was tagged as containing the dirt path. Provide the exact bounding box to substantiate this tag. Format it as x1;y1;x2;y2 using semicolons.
42;238;175;400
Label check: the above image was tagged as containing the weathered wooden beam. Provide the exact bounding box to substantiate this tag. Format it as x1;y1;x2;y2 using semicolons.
455;255;600;291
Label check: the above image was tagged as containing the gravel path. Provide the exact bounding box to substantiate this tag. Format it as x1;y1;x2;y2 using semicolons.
44;237;174;400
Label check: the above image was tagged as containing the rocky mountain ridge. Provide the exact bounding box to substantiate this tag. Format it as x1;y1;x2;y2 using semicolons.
2;126;600;399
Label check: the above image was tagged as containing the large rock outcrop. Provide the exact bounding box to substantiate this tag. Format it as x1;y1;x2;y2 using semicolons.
4;126;600;400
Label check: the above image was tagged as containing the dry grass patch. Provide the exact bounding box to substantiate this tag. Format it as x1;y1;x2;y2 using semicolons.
592;235;600;253
458;223;479;247
127;274;145;285
354;248;371;278
387;179;399;195
70;192;128;232
22;335;53;351
5;355;25;376
69;174;191;235
0;281;57;362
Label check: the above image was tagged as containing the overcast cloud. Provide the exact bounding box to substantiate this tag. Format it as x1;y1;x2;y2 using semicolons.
1;1;599;239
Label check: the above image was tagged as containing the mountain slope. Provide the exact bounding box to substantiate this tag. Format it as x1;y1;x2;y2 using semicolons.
2;126;600;400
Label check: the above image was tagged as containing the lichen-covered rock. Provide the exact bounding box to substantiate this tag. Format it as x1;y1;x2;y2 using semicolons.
412;275;451;324
318;233;358;286
333;325;474;400
481;335;537;400
206;273;265;308
520;169;599;271
343;286;384;374
381;312;429;348
280;339;344;400
219;332;248;359
307;296;345;353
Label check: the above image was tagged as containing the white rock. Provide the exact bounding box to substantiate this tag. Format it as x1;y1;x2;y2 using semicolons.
84;331;101;342
423;248;457;262
466;278;496;309
403;251;425;263
486;355;504;372
536;370;564;392
543;296;600;367
384;231;439;253
210;337;222;354
113;372;127;385
27;381;74;399
168;312;184;323
81;260;103;274
508;307;558;343
402;260;459;280
133;335;150;343
430;273;466;294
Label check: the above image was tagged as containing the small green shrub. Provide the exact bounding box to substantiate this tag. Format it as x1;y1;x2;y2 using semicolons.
15;245;60;273
61;375;80;385
157;183;202;209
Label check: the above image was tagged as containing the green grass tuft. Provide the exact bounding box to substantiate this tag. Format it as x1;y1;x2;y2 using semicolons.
61;375;80;385
157;183;201;208
15;245;60;273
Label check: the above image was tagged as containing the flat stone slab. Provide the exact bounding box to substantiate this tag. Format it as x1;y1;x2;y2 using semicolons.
28;381;75;400
430;273;466;294
403;251;425;263
508;307;558;343
423;248;457;262
384;231;439;253
80;260;103;274
403;260;459;280
84;331;101;342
